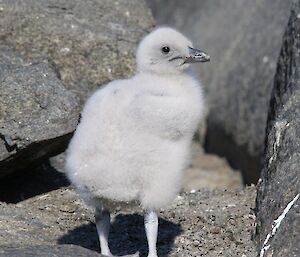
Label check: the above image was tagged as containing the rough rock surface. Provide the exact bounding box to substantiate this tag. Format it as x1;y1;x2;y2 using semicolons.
0;245;103;257
146;0;292;183
0;48;79;178
256;1;300;256
0;186;256;257
0;46;28;69
0;0;155;105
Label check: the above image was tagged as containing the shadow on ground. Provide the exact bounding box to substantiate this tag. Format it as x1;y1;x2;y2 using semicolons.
0;160;69;203
58;213;182;256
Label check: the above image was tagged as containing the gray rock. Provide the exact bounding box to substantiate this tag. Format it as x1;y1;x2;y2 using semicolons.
0;245;103;257
0;0;155;105
146;0;292;183
256;1;300;256
0;186;257;257
0;48;79;178
0;46;28;69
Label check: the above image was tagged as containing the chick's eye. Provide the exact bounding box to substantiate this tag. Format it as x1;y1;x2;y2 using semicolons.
161;46;170;54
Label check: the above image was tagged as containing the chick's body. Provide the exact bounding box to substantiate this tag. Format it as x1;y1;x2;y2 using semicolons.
66;72;203;210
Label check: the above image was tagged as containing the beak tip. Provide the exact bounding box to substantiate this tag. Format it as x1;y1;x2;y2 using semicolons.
187;47;210;63
201;53;210;62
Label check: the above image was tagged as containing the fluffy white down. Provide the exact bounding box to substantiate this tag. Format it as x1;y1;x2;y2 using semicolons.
65;27;205;210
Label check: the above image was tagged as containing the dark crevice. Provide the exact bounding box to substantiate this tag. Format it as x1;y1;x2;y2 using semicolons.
0;132;73;179
204;123;261;185
0;160;70;203
0;133;18;152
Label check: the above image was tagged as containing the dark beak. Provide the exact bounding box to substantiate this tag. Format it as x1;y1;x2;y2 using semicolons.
185;47;210;63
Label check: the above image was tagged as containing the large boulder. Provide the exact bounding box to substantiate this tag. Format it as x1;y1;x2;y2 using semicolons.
146;0;292;183
0;48;79;178
0;0;154;178
256;1;300;256
0;0;155;105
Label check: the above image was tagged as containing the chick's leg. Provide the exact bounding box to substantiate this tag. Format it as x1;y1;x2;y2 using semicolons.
144;211;159;257
95;207;112;256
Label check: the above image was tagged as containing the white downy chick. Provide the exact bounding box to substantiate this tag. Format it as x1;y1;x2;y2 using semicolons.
65;27;210;257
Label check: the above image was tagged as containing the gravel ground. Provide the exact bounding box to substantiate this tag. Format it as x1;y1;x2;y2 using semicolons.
0;185;257;257
0;144;256;256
